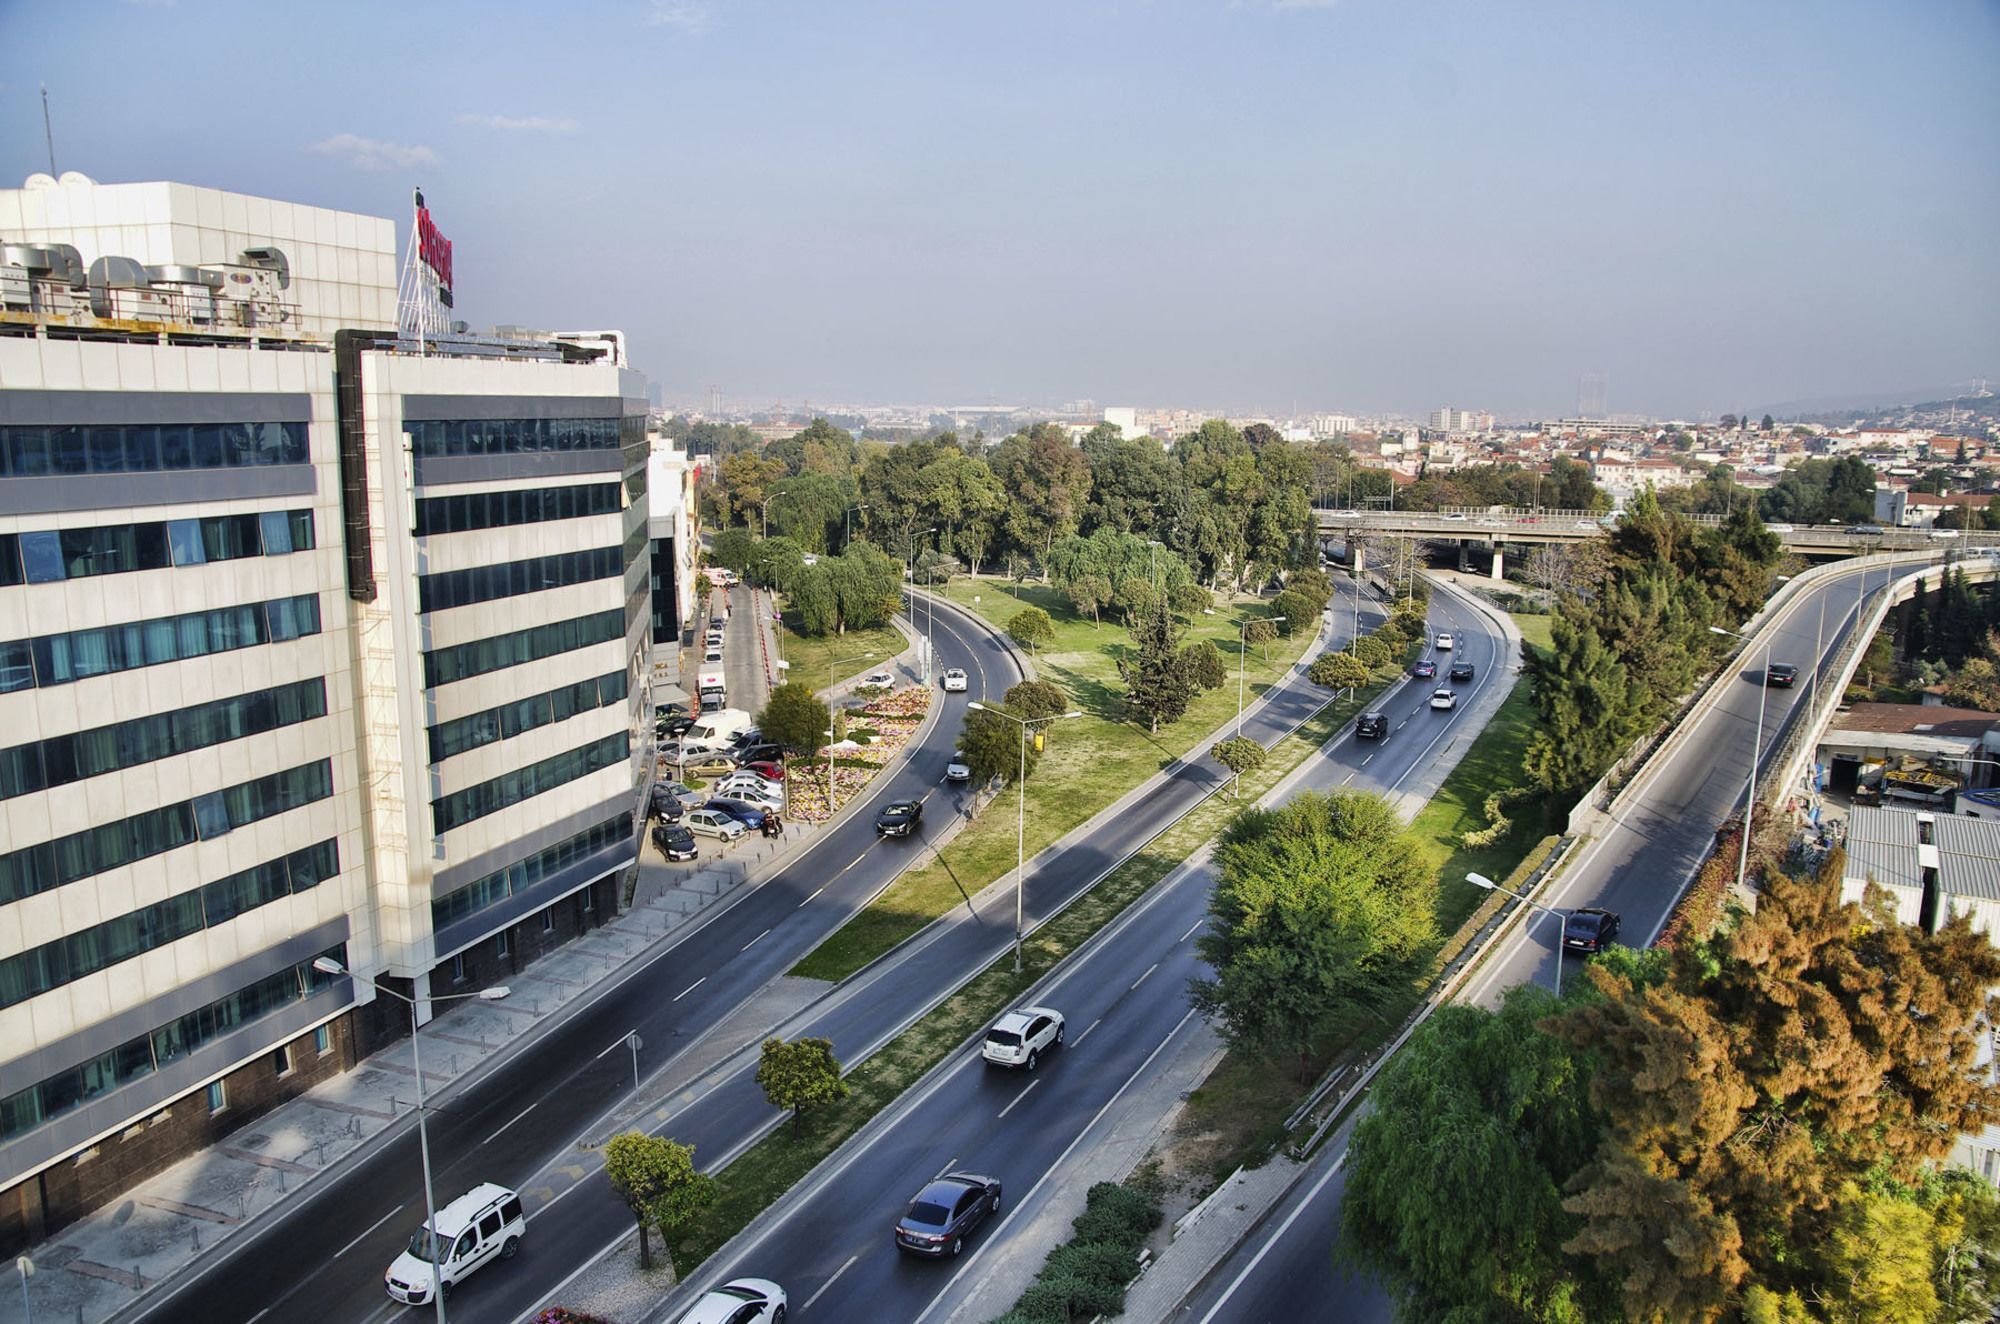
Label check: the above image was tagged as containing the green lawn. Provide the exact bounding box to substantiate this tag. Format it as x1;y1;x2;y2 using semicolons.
773;620;907;698
790;576;1316;981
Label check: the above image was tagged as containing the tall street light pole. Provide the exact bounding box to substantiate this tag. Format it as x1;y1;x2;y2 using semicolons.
1467;872;1567;995
1711;625;1773;891
824;651;876;807
1238;615;1284;737
312;959;510;1324
969;702;1082;973
844;502;870;551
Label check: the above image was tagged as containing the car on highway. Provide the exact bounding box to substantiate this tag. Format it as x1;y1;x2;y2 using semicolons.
1429;688;1458;711
1328;509;1362;519
875;799;924;837
1847;524;1884;536
1355;711;1389;740
672;1277;788;1324
653;823;698;861
895;1172;1003;1257
1932;528;1962;539
1765;663;1799;688
1435;632;1454;650
1441;512;1467;522
1412;660;1437;679
861;669;896;688
1575;519;1595;529
1449;660;1475;682
1766;522;1795;533
706;797;770;830
1564;907;1622;953
384;1183;523;1306
982;1006;1064;1069
941;667;969;692
946;750;971;782
684;808;747;841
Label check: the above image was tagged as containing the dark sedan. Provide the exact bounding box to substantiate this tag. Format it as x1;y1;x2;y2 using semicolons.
1412;660;1437;679
705;797;769;831
894;1171;1002;1257
1765;663;1799;688
1449;660;1475;682
652;823;698;861
875;799;924;838
1564;907;1621;953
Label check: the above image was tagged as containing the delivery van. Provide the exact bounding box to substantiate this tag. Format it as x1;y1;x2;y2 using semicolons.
385;1183;524;1305
683;707;754;754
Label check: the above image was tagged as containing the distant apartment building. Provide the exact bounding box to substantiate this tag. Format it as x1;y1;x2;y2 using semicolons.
1427;407;1490;434
1310;414;1356;438
1101;406;1139;439
0;173;650;1249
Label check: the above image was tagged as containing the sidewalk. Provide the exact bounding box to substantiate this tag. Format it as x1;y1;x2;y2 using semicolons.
4;635;939;1324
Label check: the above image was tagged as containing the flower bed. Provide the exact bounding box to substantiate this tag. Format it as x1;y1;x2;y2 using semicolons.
788;686;932;823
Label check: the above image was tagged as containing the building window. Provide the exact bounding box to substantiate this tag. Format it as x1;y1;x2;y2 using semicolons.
0;421;308;479
427;671;626;763
582;888;595;914
540;909;554;934
205;1080;227;1114
417;546;623;615
450;954;466;984
313;1025;332;1056
495;931;510;958
0;594;321;694
430;734;626;835
432;815;627;932
404;416;620;460
423;608;624;688
271;1045;293;1078
415;482;622;537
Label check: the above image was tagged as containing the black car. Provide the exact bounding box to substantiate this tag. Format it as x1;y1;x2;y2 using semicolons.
875;799;924;837
894;1172;1002;1257
1356;711;1389;740
1449;660;1475;682
652;823;698;861
1564;907;1621;953
1412;660;1437;679
650;789;684;823
734;742;788;767
657;714;695;738
1765;663;1799;688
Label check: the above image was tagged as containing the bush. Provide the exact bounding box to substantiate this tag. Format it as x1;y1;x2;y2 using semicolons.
1286;565;1334;607
532;1312;610;1324
996;1180;1160;1323
1352;635;1392;669
1069;1180;1159;1245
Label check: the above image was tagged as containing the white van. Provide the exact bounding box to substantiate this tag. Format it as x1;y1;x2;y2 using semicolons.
385;1183;524;1305
683;707;754;754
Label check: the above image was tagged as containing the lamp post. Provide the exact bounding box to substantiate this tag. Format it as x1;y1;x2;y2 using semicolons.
824;651;876;806
1711;625;1773;891
968;702;1082;973
15;1257;31;1324
1238;615;1284;737
1467;872;1567;996
907;526;938;582
312;958;510;1324
844;503;870;551
1147;539;1165;590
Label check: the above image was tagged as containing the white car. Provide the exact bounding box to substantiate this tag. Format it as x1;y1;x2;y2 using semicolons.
1441;512;1467;522
1435;632;1454;650
1430;688;1458;711
673;1278;787;1324
861;669;896;688
945;750;971;783
1328;509;1362;519
684;809;747;840
1766;522;1795;532
941;668;969;693
715;776;785;809
982;1006;1065;1070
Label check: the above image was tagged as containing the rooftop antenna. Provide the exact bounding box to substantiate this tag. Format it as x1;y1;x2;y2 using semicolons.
40;84;56;175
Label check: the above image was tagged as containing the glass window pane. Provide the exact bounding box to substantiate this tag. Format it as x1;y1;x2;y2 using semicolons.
18;533;63;584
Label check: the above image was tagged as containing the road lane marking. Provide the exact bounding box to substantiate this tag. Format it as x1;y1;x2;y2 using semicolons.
801;1254;859;1314
335;1204;404;1259
997;1080;1040;1119
1195;1152;1348;1324
1179;919;1203;943
741;928;771;952
1071;1017;1102;1045
247;1312;271;1324
1130;962;1158;991
798;886;825;907
935;1157;957;1179
1360;754;1372;766
485;1101;539;1145
673;977;705;1001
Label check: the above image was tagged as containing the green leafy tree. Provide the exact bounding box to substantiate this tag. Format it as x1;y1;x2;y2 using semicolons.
990;424;1094;573
758;683;830;755
755;1036;849;1133
1114;575;1160;626
788;564;838;636
826;542;904;633
1067;572;1113;627
1191;791;1438;1078
707;527;759;574
1005;679;1069;720
1211;736;1265;796
1309;652;1371;690
1184;638;1228;691
1242;617;1279;663
1523;616;1646;794
961;702;1036;786
1169;582;1213;617
693;573;713;610
1007;606;1057;654
603;1132;715;1273
1351;633;1392;670
1269;588;1319;636
1120;600;1201;733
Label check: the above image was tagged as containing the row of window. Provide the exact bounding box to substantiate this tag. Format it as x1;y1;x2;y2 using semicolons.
428;671;627;763
431;734;627;835
404;417;621;460
0;595;321;694
0;422;310;479
0;760;334;905
0;841;338;1009
0;944;345;1144
0;510;315;589
422;608;624;689
431;814;627;932
0;679;327;802
414;483;621;538
418;546;622;615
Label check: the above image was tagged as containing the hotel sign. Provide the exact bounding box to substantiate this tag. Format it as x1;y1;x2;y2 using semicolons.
415;199;453;304
397;187;455;346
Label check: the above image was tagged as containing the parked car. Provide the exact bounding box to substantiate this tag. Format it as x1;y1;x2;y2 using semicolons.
672;1277;787;1324
861;669;896;688
1765;663;1799;688
684;809;747;841
740;760;786;782
683;752;739;777
941;668;969;692
1564;907;1622;953
653;823;698;861
875;799;924;837
657;713;695;738
705;797;769;830
703;644;725;663
715;777;785;809
894;1172;1003;1257
1412;660;1437;679
1430;688;1458;711
1449;660;1475;682
1355;711;1389;740
982;1006;1064;1070
655;780;703;808
1435;632;1454;650
735;742;788;767
945;750;971;783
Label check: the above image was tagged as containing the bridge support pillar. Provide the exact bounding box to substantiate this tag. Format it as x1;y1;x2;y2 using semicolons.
1491;547;1504;580
1351;542;1365;574
1457;537;1471;571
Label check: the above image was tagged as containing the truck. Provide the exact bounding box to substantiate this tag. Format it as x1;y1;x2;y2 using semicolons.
683;707;754;755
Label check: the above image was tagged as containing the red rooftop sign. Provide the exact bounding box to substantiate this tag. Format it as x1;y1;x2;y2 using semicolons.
416;204;453;291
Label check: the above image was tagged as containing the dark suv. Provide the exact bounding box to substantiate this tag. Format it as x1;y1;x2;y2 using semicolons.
1356;711;1389;740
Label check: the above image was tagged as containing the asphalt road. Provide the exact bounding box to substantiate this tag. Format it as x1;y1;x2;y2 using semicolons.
674;586;1513;1324
1176;556;1917;1322
131;598;1018;1324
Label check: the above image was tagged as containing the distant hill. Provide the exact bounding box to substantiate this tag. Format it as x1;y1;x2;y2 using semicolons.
1781;390;1998;428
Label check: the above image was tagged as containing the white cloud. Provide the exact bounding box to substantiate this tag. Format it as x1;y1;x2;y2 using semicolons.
455;113;580;135
647;1;713;34
308;133;438;173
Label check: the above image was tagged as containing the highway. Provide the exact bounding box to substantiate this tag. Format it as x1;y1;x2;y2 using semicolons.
671;585;1513;1324
1171;555;1917;1323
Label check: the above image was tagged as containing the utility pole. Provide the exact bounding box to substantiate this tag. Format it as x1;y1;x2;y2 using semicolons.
41;85;57;175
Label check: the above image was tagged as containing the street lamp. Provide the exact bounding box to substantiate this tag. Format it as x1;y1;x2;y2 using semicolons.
1238;616;1285;738
1146;539;1165;589
844;503;870;551
968;701;1083;973
1467;872;1568;996
311;958;509;1324
1711;625;1773;892
824;651;876;806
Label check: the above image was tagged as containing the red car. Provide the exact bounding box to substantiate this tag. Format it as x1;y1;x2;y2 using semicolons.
742;760;785;781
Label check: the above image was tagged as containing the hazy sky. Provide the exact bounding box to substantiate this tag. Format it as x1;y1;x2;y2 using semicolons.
5;0;1997;418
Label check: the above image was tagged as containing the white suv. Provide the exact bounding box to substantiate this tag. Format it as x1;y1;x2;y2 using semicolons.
982;1006;1065;1070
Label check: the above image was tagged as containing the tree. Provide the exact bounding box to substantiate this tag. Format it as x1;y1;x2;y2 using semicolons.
755;1036;849;1133
1184;638;1228;691
1170;582;1212;618
989;425;1093;574
1005;679;1069;720
1211;736;1265;796
1309;652;1371;690
1066;572;1113;627
1242;617;1278;664
1007;606;1056;654
788;564;838;636
1269;588;1319;636
1191;791;1438;1077
961;702;1035;786
602;1132;714;1273
1120;600;1202;733
1523;615;1647;795
758;683;830;755
1351;633;1392;670
826;542;904;633
1760;413;1776;432
707;527;759;574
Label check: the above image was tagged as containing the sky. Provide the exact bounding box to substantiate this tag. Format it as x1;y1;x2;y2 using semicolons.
4;0;1998;420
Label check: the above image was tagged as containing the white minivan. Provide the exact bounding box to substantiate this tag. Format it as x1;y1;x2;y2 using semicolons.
385;1183;524;1304
683;707;754;754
